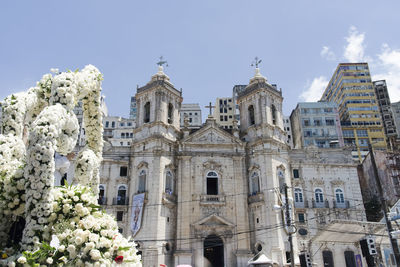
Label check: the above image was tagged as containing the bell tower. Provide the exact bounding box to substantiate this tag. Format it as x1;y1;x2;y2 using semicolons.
237;65;285;143
135;63;182;139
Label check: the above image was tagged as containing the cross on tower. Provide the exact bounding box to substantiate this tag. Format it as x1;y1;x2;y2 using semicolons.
251;56;262;68
157;56;168;67
205;102;215;116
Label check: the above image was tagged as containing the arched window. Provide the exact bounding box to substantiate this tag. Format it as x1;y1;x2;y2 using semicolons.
206;171;218;195
294;188;303;203
144;102;150;123
165;170;173;194
250;172;260;195
322;250;334;267
117;185;127;205
335;188;344;203
138;170;146;193
315;189;324;203
168;103;174;124
271;105;277;125
278;169;285;193
98;185;106;205
344;250;356;267
248;105;255;125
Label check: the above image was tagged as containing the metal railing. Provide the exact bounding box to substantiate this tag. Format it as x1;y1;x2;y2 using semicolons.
294;200;309;208
333;200;350;209
312;199;329;208
98;197;107;205
112;197;129;205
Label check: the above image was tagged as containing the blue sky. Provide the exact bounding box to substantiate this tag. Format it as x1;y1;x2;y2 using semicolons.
1;1;400;119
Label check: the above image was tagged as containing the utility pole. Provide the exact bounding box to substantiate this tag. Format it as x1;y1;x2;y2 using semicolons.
284;183;295;267
369;143;400;265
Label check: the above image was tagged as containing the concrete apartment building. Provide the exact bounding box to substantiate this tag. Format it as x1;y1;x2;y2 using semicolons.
180;103;202;128
213;97;235;129
129;96;137;120
321;63;387;161
290;102;344;149
373;80;397;149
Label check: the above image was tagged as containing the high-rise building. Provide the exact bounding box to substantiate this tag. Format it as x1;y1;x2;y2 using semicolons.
290;102;344;149
180;103;202;128
373;80;398;148
283;115;294;148
129;96;137;120
213;97;235;129
321;63;387;161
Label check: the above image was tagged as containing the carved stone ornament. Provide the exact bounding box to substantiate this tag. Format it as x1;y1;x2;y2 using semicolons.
137;161;149;170
248;164;260;173
330;179;345;186
203;160;223;174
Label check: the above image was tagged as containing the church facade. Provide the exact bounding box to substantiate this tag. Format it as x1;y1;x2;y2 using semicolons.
96;67;368;267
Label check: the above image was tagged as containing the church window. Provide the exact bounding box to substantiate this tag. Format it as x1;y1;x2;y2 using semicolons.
165;170;173;194
298;213;305;223
144;102;150;123
293;169;299;178
117;185;127;205
105;121;109;128
138;170;146;193
116;211;123;221
248;105;255;125
168;103;173;124
335;188;344;203
206;171;218;195
250;172;260;195
120;166;127;176
112;121;115;128
315;189;324;203
277;169;285;193
294;188;303;203
272;105;277;125
344;251;356;267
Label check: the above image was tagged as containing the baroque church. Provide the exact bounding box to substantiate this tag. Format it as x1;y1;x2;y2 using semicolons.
96;66;372;267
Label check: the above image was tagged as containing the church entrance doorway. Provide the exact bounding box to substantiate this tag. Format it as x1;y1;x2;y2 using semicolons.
204;235;224;267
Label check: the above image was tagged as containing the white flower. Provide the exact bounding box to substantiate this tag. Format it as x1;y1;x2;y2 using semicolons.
46;257;53;264
89;249;101;260
17;256;27;263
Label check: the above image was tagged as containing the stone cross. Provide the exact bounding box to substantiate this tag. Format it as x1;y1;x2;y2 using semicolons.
205;102;215;116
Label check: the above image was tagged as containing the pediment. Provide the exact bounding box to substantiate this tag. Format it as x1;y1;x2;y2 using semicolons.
193;214;234;227
183;124;242;145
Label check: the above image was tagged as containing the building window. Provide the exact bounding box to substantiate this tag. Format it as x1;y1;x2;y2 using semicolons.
271;105;277;125
116;211;123;221
118;228;123;234
277;169;285;193
138;170;146;193
112;121;115;128
293;169;299;178
250;172;260;195
298;213;305;223
335;188;344;203
344;251;356;267
120;166;128;176
315;189;324;203
206;171;218;195
248;105;255;125
105;121;109;128
294;188;303;203
117;185;127;205
144;102;150;123
165;170;173;194
98;185;105;204
168;103;173;124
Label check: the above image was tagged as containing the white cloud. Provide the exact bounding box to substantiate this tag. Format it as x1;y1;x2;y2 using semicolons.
343;26;371;62
300;76;329;102
320;46;336;61
373;44;400;102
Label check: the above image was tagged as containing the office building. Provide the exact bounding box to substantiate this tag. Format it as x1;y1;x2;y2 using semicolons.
180;103;202;128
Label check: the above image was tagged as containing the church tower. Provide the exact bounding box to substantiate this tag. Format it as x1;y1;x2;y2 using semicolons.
237;65;298;265
129;63;182;267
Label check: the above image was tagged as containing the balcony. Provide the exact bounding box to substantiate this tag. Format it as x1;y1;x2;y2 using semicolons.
98;197;107;205
248;192;264;204
112;197;129;205
200;194;226;206
312;199;329;208
162;191;177;208
333;200;350;209
294;201;309;209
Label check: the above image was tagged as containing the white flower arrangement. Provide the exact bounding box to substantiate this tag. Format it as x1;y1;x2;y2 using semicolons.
0;65;141;266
